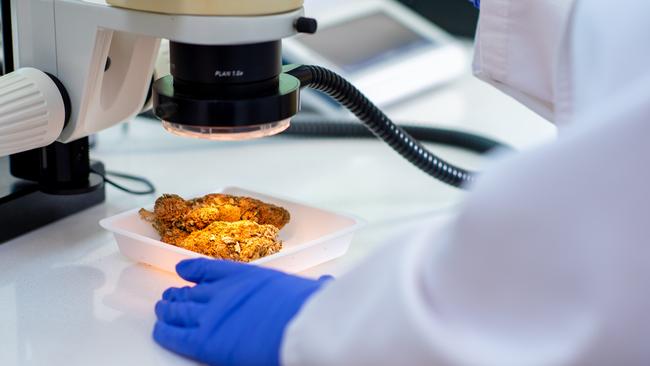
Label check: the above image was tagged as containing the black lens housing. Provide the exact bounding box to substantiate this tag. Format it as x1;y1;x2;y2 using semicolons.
153;41;300;129
170;41;282;86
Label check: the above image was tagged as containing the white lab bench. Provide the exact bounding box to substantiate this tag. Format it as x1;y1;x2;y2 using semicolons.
0;64;555;365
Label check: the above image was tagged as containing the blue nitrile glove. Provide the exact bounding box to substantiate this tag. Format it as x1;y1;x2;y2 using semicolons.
153;258;332;366
468;0;480;8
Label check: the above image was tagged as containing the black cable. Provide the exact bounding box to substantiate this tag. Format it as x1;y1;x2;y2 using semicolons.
286;65;477;189
288;66;477;187
286;118;508;155
91;168;156;195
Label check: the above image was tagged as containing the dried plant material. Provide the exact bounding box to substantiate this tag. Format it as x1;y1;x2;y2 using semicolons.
139;206;185;246
189;194;290;230
178;221;282;262
154;194;190;227
139;193;289;261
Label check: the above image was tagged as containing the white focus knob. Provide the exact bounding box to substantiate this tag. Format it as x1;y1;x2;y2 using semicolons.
0;68;67;157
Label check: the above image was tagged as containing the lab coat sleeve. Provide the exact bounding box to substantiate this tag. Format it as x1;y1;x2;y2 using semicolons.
282;0;650;364
282;74;650;365
472;0;576;122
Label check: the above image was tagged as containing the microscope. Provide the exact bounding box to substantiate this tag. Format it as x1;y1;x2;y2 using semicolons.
0;0;481;243
0;0;318;242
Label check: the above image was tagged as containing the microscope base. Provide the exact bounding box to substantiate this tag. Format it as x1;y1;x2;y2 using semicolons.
0;159;106;244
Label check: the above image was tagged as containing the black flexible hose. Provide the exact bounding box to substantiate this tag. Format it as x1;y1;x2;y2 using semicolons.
286;65;476;188
286;118;508;155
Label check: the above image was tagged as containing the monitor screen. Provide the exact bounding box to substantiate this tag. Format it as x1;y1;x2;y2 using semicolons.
296;11;434;73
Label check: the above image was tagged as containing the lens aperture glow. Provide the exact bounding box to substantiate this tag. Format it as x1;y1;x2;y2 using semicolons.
162;119;291;141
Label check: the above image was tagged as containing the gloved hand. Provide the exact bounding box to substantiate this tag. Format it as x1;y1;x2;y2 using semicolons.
153;258;332;366
468;0;480;8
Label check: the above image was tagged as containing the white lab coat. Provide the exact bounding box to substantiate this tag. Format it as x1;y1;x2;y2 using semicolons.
282;0;650;365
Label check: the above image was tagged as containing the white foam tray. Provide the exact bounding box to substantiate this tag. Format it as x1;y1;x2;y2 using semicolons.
100;187;365;273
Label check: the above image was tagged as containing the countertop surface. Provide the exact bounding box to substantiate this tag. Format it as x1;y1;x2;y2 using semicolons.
0;64;555;365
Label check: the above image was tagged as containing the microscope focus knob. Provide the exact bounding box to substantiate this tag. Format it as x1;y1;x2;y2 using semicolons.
0;68;69;157
295;17;318;34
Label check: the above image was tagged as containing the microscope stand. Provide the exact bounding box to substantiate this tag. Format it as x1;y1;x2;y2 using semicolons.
0;158;106;244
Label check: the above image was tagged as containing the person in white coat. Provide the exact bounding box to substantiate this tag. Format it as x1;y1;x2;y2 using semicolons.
152;0;650;365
